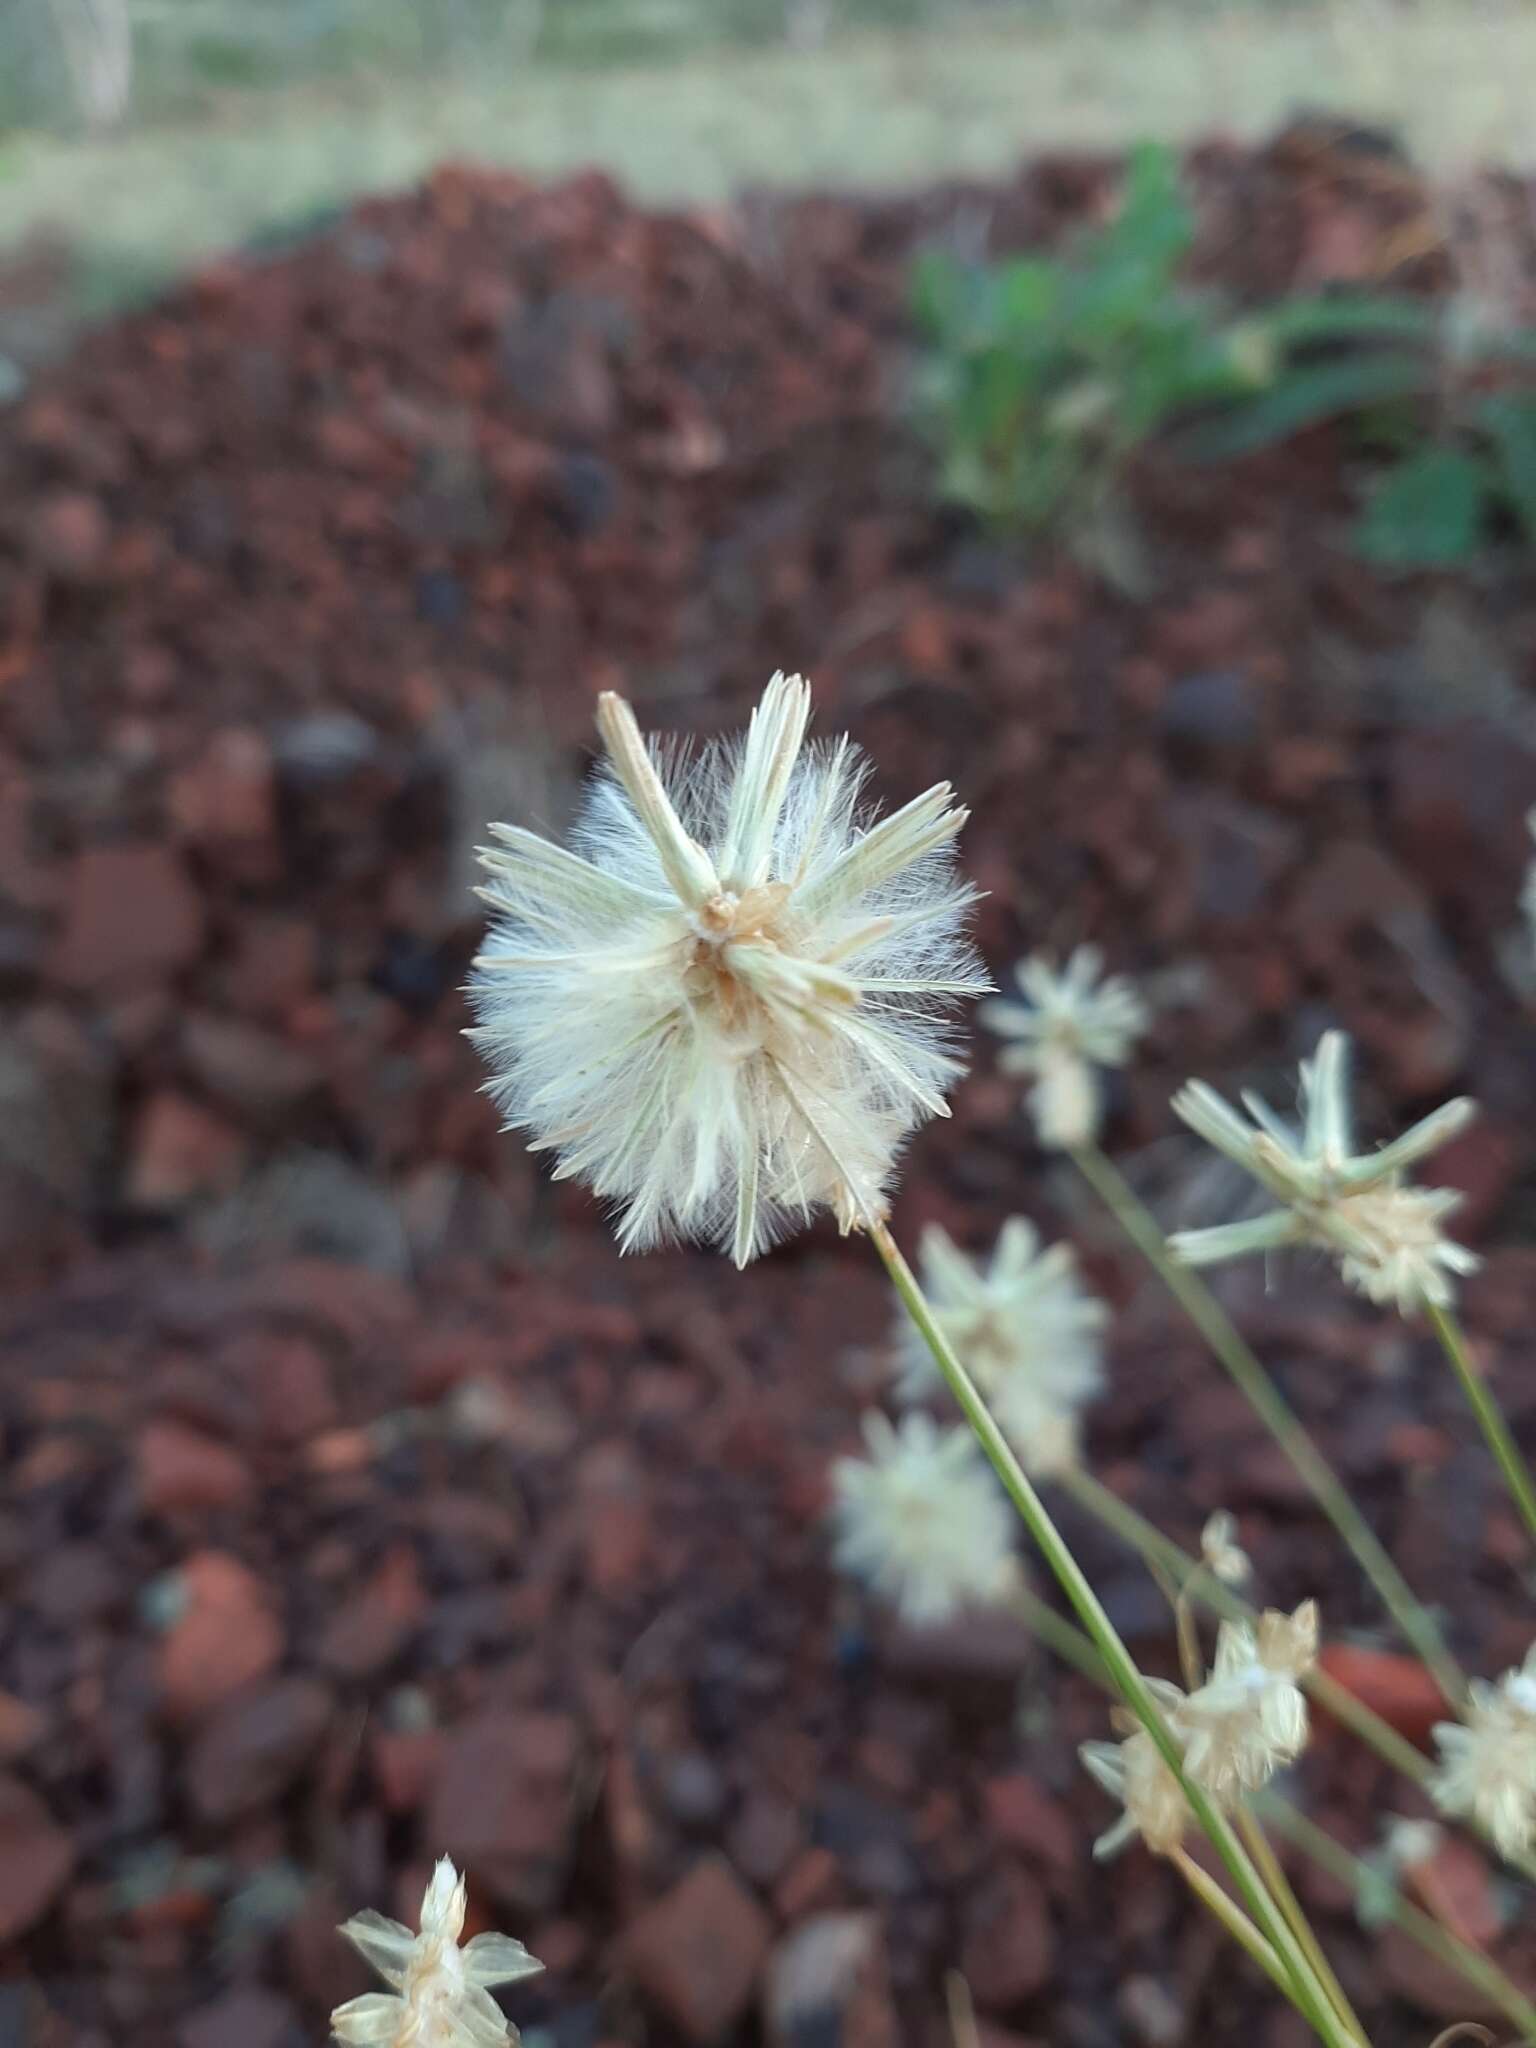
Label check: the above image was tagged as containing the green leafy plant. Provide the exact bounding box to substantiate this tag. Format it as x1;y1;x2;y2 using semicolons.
1192;291;1536;570
910;143;1272;545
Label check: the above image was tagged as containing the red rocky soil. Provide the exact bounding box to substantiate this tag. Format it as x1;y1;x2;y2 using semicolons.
1;126;1536;2048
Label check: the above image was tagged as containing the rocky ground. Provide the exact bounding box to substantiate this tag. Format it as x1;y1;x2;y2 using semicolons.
1;127;1536;2048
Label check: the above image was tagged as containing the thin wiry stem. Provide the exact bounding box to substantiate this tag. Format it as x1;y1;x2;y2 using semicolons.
1238;1807;1370;2047
1000;1582;1536;2044
1170;1848;1294;2002
1425;1300;1536;1550
1069;1139;1468;1710
870;1219;1362;2048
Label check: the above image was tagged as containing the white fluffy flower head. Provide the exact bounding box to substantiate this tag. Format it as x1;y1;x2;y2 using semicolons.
895;1218;1106;1475
1168;1031;1478;1314
832;1410;1019;1626
471;673;988;1265
1179;1601;1317;1800
1430;1642;1536;1858
332;1856;542;2047
980;947;1147;1148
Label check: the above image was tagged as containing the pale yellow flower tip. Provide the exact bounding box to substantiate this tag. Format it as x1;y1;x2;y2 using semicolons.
332;1856;543;2047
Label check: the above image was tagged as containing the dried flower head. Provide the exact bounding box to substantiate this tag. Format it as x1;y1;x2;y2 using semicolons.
980;947;1148;1148
1430;1643;1536;1858
471;673;987;1265
1199;1510;1252;1587
894;1219;1105;1472
332;1857;542;2047
1080;1678;1192;1858
1168;1031;1478;1314
1179;1601;1318;1800
831;1410;1019;1626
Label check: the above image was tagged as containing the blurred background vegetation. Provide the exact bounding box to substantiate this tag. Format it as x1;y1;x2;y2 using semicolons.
2;1;1534;331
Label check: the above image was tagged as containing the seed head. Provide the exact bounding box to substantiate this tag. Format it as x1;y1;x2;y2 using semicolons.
470;673;988;1265
1199;1510;1251;1587
831;1410;1019;1626
1179;1602;1317;1800
893;1217;1106;1476
332;1857;542;2047
1080;1678;1193;1858
1430;1643;1536;1858
1168;1031;1478;1313
980;947;1148;1148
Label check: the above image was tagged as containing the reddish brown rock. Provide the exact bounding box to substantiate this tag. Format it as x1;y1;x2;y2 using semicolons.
981;1776;1079;1888
764;1913;897;2048
184;1676;333;1822
31;489;110;581
317;1544;425;1679
575;1440;653;1595
168;728;277;849
1315;1645;1449;1749
136;1418;254;1515
429;1711;580;1913
0;1775;74;1941
0;1691;43;1762
52;843;204;991
158;1550;284;1723
126;1092;246;1209
182;1013;321;1118
959;1863;1053;2013
624;1854;773;2043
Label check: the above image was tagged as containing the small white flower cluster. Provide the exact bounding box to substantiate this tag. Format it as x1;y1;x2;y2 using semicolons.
332;1858;542;2048
831;1410;1020;1627
980;947;1148;1149
893;1218;1107;1477
1167;1032;1478;1315
1081;1602;1318;1858
1429;1642;1536;1858
471;672;988;1266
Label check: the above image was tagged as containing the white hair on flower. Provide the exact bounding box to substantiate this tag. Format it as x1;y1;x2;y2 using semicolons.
1430;1643;1536;1858
1167;1031;1478;1313
332;1856;542;2047
980;947;1148;1149
831;1410;1019;1626
894;1217;1106;1475
470;673;988;1265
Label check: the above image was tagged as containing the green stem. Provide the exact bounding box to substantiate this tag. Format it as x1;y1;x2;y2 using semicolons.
870;1218;1361;2048
1069;1140;1467;1710
1257;1799;1536;2046
1238;1807;1369;2047
1426;1300;1536;1550
1001;1578;1536;2044
1171;1847;1294;2002
1057;1464;1439;1786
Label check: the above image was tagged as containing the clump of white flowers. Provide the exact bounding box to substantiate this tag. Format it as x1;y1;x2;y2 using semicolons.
1168;1031;1478;1314
332;1857;542;2047
1429;1642;1536;1858
470;673;987;1266
893;1217;1106;1476
1199;1510;1252;1587
981;946;1148;1148
1081;1602;1317;1856
831;1410;1020;1625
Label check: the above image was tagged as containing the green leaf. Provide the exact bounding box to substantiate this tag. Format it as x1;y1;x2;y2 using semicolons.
1354;445;1492;568
1254;294;1439;350
1477;392;1536;543
1187;353;1433;458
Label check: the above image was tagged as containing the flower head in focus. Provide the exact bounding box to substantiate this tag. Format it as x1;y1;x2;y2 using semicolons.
1080;1679;1192;1858
893;1218;1106;1476
1167;1031;1478;1314
1199;1510;1251;1587
980;947;1148;1148
1430;1643;1536;1858
332;1857;542;2047
831;1410;1019;1626
471;673;988;1266
1179;1601;1317;1800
